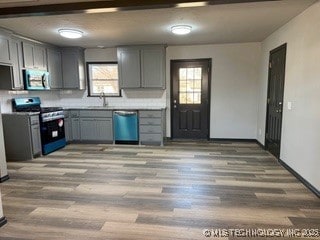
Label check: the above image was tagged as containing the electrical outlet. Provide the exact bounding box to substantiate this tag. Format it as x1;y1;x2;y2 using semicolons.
259;129;262;135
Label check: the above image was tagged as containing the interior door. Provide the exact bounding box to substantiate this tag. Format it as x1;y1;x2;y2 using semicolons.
171;59;210;139
265;44;287;158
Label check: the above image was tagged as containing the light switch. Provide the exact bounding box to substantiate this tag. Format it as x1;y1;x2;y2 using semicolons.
287;101;292;110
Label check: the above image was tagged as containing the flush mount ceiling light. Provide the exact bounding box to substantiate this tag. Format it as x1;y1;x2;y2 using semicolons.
171;25;192;35
58;29;83;39
176;2;207;8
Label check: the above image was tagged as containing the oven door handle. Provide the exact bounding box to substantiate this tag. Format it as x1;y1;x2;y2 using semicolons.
41;74;46;88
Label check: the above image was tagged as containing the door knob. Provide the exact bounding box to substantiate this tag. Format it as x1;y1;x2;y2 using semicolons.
174;105;177;108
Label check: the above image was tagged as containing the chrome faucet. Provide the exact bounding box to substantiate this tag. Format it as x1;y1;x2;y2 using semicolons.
99;92;108;107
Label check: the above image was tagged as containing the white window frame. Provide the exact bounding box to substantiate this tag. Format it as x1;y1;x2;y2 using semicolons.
87;62;121;97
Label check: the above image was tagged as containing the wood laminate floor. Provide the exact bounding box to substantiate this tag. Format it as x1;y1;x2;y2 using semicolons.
0;142;319;240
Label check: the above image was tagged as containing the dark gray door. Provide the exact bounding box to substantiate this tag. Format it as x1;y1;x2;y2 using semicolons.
171;59;210;139
265;44;287;158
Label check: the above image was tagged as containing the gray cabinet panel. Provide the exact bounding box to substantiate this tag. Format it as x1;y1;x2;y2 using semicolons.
139;109;165;146
10;38;23;90
31;124;42;156
22;42;34;68
22;41;47;70
96;118;113;141
139;118;162;125
61;48;85;90
80;118;96;141
139;110;162;118
140;133;162;143
47;48;63;89
2;114;41;160
80;117;113;142
118;48;141;88
117;45;165;89
140;125;162;134
0;34;11;64
33;45;47;70
64;116;71;142
30;115;42;156
141;48;165;88
71;118;80;140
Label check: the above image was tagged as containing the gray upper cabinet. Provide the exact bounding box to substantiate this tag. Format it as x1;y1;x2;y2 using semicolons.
10;38;24;90
141;47;165;88
47;48;63;89
61;47;85;90
0;33;11;65
0;37;24;90
117;45;166;89
22;41;47;70
118;48;141;88
22;42;34;68
33;45;47;70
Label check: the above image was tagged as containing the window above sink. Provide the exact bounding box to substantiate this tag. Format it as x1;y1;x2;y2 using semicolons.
87;62;121;97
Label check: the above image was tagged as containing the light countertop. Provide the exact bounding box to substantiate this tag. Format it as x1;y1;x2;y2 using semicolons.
63;106;166;110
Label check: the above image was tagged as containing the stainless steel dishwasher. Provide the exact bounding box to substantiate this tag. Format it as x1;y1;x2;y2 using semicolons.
113;111;139;144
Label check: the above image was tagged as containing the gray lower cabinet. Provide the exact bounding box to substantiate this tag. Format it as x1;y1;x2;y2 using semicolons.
139;110;165;146
2;114;42;160
80;118;96;141
79;110;113;142
64;110;72;142
64;109;165;145
71;119;81;141
96;118;113;141
70;110;81;141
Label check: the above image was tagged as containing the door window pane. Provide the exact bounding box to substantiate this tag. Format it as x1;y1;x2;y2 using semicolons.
179;93;187;104
187;68;194;80
179;68;187;80
179;80;187;92
186;93;194;104
178;67;202;104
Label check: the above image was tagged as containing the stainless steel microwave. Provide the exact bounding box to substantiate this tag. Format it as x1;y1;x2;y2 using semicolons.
23;69;50;90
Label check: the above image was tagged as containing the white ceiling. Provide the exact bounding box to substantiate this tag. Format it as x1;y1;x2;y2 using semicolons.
0;0;316;48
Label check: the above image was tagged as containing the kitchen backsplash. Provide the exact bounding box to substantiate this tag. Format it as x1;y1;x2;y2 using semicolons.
0;89;166;113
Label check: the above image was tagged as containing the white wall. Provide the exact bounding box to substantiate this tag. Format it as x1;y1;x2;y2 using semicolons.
166;43;261;138
257;1;320;190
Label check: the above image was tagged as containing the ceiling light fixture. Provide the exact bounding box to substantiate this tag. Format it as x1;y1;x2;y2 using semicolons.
85;7;118;14
171;25;192;35
176;2;207;8
58;29;83;39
